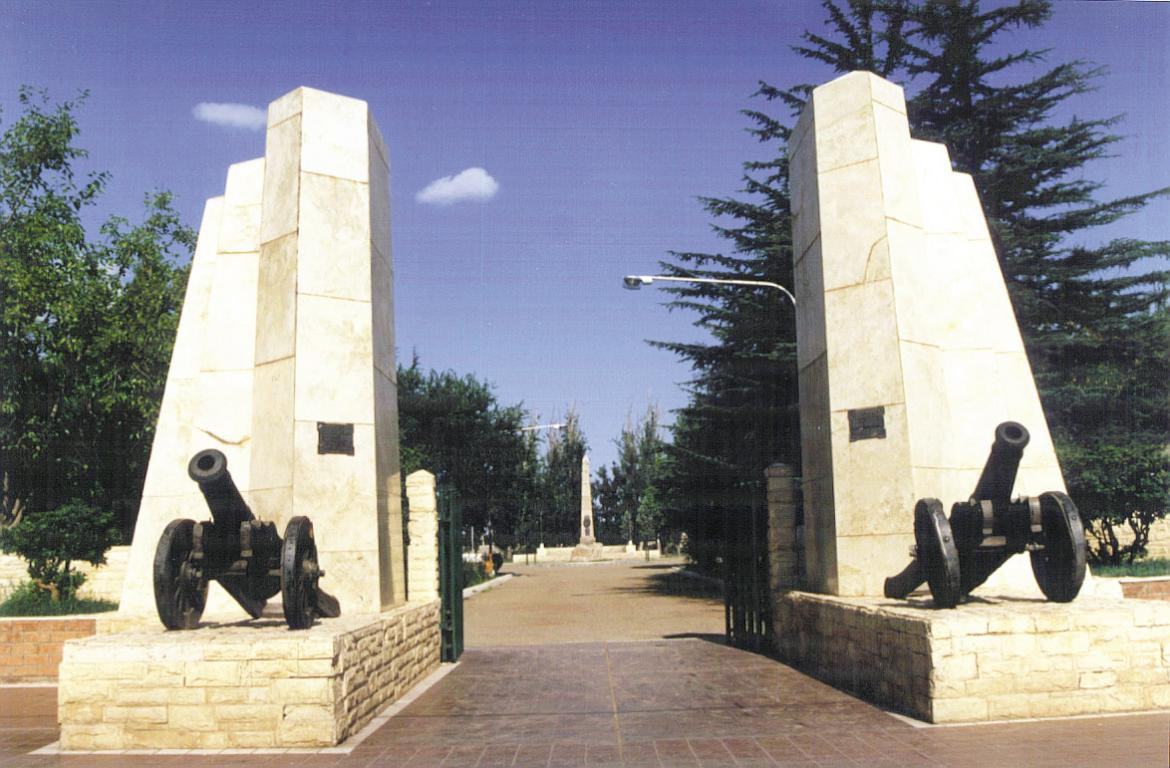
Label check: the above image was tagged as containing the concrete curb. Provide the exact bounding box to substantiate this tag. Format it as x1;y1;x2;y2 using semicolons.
464;573;514;600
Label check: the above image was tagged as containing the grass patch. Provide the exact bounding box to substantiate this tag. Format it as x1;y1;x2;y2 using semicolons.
0;581;118;617
1092;558;1170;578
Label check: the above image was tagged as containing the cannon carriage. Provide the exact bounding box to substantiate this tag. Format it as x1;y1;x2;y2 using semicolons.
885;421;1087;608
152;449;340;630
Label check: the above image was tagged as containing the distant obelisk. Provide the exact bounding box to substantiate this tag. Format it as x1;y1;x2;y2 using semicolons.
579;454;595;544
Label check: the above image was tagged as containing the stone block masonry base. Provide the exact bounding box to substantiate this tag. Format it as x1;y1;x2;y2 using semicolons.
773;591;1170;723
57;600;439;750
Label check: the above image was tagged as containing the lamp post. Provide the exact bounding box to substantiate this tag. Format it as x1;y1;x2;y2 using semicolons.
622;274;795;307
623;272;796;557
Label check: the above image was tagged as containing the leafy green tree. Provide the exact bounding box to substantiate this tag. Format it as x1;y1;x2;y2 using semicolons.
593;406;670;545
1061;441;1170;565
537;409;588;543
396;355;538;539
0;88;193;533
0;500;119;601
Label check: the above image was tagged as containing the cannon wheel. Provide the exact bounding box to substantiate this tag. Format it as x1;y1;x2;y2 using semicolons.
281;516;321;629
915;499;961;609
1030;491;1086;602
153;519;207;630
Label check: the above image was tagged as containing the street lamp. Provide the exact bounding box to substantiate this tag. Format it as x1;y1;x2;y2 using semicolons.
622;274;796;308
518;423;566;433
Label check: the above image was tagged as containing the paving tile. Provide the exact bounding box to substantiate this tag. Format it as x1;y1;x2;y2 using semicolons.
8;564;1170;768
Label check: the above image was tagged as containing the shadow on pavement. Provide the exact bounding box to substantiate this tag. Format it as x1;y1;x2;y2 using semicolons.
660;631;727;646
608;570;723;601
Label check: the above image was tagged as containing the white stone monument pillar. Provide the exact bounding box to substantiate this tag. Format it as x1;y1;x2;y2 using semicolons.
579;454;595;544
788;71;1064;597
405;470;439;604
116;87;402;623
250;87;401;614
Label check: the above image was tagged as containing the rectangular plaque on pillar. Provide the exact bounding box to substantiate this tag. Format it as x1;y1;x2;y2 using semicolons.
317;422;355;455
848;407;886;442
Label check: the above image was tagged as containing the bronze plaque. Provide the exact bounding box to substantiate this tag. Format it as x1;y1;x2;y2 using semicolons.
317;422;355;455
848;407;886;441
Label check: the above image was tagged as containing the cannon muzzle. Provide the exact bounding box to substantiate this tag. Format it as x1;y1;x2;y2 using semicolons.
187;449;255;530
970;421;1029;503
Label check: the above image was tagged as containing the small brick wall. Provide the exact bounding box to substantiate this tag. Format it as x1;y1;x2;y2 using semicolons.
1120;578;1170;600
59;600;440;750
0;617;96;682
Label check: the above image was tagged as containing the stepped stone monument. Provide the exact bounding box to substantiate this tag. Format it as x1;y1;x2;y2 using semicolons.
117;88;401;623
57;88;440;750
775;71;1170;723
788;71;1064;598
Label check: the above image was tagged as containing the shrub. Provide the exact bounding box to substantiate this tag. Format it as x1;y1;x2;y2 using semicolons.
0;500;120;601
462;560;493;588
0;580;117;616
1062;442;1170;565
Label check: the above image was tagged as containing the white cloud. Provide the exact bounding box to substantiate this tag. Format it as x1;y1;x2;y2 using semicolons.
192;102;266;131
415;167;499;206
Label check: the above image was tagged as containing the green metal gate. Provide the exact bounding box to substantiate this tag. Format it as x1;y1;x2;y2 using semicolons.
438;485;464;662
723;503;771;653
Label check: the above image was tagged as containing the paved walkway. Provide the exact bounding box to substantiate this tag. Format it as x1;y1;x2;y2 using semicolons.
1;560;1168;766
464;559;724;646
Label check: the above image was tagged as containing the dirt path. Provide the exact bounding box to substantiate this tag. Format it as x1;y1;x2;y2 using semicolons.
464;557;724;647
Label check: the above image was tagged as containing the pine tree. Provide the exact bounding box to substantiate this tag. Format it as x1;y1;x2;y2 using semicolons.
538;409;588;543
653;1;910;508
593;406;670;545
650;92;798;508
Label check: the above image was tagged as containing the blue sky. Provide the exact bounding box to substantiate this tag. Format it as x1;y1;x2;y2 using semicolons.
3;1;1167;473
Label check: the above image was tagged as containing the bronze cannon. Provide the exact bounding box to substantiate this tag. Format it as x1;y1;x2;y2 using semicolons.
885;422;1086;608
152;449;340;629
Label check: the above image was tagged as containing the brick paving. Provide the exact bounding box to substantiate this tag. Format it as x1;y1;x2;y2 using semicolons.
1;560;1168;766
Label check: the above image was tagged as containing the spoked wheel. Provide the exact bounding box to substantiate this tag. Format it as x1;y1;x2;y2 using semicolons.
915;499;961;609
281;516;322;629
1030;491;1086;602
153;519;207;630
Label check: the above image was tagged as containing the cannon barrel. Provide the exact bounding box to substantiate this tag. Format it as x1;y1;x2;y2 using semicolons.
187;449;255;530
970;421;1029;503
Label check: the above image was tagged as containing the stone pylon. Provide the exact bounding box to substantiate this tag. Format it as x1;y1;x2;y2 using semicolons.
788;71;1064;597
579;454;595;544
117;87;402;623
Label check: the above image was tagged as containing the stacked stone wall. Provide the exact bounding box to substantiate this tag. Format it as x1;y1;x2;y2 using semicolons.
765;464;799;591
774;591;1170;722
58;600;440;750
